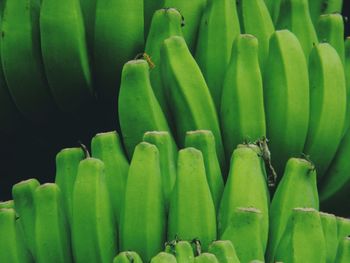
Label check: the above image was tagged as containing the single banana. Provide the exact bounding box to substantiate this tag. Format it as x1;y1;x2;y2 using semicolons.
322;0;344;14
320;212;338;263
194;253;219;263
163;0;207;52
160;35;225;169
118;59;174;159
40;0;94;113
119;142;165;262
185;130;224;212
221;207;265;263
151;252;177;263
220;34;266;158
1;0;60;123
144;0;164;37
335;237;350;263
266;158;319;263
91;131;130;223
208;240;240;263
236;0;274;69
72;158;117;263
166;240;195;263
0;200;14;209
34;183;72;263
113;251;143;263
276;0;318;58
168;147;216;251
0;208;32;263
218;144;269;249
303;43;346;178
275;208;326;263
344;37;350;132
336;217;350;243
145;8;183;119
195;0;240;110
143;131;177;211
263;30;309;175
12;178;40;257
308;0;323;25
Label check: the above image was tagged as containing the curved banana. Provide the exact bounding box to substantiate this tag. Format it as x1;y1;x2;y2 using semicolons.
118;59;174;159
185;130;224;212
34;183;72;263
168;147;216;251
208;240;240;263
267;158;319;263
40;0;94;113
269;0;282;24
263;30;309;175
145;8;183;119
151;252;177;263
345;37;350;132
303;43;346;178
166;240;195;263
0;200;14;209
1;0;60;123
194;253;219;263
195;0;240;110
335;237;350;263
276;0;318;58
144;0;164;37
143;131;177;211
336;217;350;243
322;0;344;14
91;131;130;223
160;35;225;169
72;158;117;263
275;208;326;263
320;212;338;263
113;251;143;263
119;142;165;262
220;34;266;158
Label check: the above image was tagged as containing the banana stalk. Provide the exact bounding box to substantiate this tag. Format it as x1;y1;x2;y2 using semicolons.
151;252;177;263
194;253;219;263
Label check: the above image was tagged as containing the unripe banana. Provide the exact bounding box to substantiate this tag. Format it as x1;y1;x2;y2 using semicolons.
185;130;224;212
0;200;14;209
208;240;240;263
275;208;326;263
335;237;350;263
160;35;225;169
267;158;319;263
345;37;350;130
144;0;164;37
166;240;195;263
303;43;346;178
119;142;165;262
249;261;264;263
336;217;350;243
79;0;96;52
113;251;143;263
118;59;175;159
151;252;177;263
91;131;130;223
322;0;343;14
269;0;282;25
168;147;216;250
143;131;177;210
263;30;309;174
72;158;117;263
0;208;32;263
195;0;240;110
320;212;338;263
221;207;265;263
145;7;184;121
308;0;323;25
220;34;266;158
237;0;274;69
276;0;318;58
34;183;72;263
194;253;219;263
12;178;40;257
40;0;94;113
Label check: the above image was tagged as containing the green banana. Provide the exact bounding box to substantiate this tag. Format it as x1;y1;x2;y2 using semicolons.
119;142;165;262
40;0;94;113
208;240;240;263
345;37;350;132
79;0;96;51
336;217;350;243
195;0;240;110
266;158;319;263
1;0;60;123
54;147;85;225
0;200;14;209
249;261;264;263
72;158;117;263
144;0;164;37
0;208;32;263
34;183;72;263
118;59;174;159
309;0;323;25
221;207;265;263
276;0;318;58
275;208;326;263
263;30;310;175
218;144;269;249
12;178;40;257
113;251;143;263
166;240;195;263
335;237;350;263
320;212;338;263
168;147;216;250
322;0;344;14
145;8;184;119
143;131;177;210
269;0;282;25
163;0;207;52
303;43;346;178
220;34;266;158
185;130;224;212
151;252;177;263
194;253;219;263
237;0;274;69
160;35;225;169
91;131;130;223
